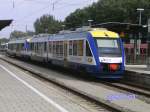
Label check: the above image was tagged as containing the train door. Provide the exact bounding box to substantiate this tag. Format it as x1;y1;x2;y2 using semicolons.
64;41;68;67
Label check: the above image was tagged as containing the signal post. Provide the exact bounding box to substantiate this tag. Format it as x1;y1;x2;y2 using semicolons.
147;19;150;69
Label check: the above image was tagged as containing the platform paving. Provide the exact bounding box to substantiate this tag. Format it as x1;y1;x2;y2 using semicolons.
124;65;150;90
0;58;106;112
1;55;150;112
126;65;150;74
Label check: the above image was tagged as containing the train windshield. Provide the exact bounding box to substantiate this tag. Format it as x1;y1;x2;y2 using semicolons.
95;38;122;57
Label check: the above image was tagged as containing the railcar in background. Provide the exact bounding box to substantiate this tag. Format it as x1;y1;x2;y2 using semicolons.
29;34;50;62
0;43;8;52
7;28;125;78
7;39;24;56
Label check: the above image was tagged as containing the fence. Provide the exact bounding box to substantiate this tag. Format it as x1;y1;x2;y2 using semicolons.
124;43;148;64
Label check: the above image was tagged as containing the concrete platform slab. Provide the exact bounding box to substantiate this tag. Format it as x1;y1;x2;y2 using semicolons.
1;56;150;112
0;58;107;112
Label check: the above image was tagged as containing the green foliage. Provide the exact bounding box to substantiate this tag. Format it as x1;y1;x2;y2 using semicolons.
10;30;35;39
34;14;62;34
0;38;9;44
65;0;150;29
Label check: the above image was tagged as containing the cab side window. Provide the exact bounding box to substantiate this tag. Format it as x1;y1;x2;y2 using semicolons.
86;41;92;56
69;41;73;55
77;40;83;56
73;40;77;56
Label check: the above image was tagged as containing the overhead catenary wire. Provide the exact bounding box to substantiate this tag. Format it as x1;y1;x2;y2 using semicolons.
10;0;98;33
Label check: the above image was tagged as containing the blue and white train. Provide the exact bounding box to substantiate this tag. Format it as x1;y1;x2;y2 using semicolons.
7;28;125;78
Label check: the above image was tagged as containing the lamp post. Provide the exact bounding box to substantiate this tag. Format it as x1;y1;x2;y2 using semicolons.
135;8;144;63
62;25;65;31
88;20;93;27
148;19;150;69
137;8;144;25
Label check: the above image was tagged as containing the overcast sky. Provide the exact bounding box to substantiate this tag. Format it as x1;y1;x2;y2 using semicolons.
0;0;98;38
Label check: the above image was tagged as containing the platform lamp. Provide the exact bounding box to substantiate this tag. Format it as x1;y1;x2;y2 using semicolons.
147;19;150;69
88;20;93;27
136;8;144;55
62;25;65;31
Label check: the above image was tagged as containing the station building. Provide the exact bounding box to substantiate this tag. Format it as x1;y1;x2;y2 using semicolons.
94;22;148;64
0;20;12;51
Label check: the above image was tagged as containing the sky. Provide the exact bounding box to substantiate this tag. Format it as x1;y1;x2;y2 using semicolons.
0;0;98;38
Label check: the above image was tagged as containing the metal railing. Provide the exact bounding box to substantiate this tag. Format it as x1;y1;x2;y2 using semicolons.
124;43;148;65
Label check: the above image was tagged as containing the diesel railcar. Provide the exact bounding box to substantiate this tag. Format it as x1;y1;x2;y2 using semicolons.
7;28;125;78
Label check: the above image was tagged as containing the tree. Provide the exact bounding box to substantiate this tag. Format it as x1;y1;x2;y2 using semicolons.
0;38;9;44
65;0;150;29
10;31;27;39
34;14;62;34
10;30;35;39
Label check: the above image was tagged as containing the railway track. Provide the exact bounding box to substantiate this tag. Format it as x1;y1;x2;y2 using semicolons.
1;55;150;112
99;81;150;98
7;56;150;98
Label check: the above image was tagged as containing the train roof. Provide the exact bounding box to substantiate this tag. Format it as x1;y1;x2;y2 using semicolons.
89;29;119;38
31;34;50;42
8;28;119;44
51;28;119;40
49;32;87;41
8;38;26;44
8;36;32;44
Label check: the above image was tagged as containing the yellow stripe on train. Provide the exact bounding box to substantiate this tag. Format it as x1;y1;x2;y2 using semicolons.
89;29;119;38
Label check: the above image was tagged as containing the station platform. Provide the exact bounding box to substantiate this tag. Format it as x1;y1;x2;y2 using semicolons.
0;59;102;112
126;65;150;75
1;55;150;112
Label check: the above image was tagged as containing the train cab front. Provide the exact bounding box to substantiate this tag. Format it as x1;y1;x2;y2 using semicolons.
95;38;125;79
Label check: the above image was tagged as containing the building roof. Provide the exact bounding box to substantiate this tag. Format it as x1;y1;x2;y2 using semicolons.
93;22;145;33
0;20;12;31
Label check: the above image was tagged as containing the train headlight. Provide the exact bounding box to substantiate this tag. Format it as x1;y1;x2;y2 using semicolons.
109;64;119;71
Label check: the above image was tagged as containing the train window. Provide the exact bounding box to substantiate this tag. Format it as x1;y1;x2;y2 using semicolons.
69;41;73;55
11;44;13;50
13;44;14;50
49;41;52;53
96;38;121;56
73;40;77;56
53;41;56;56
19;44;21;50
21;43;22;50
77;40;83;56
97;39;118;48
10;44;12;50
60;41;63;56
37;43;38;52
30;43;32;51
56;41;59;56
18;44;20;51
44;42;47;52
33;43;34;51
10;44;11;50
54;41;63;57
17;44;20;51
20;44;22;50
38;43;41;53
14;44;15;50
86;41;92;56
34;43;36;52
12;44;13;50
33;43;35;51
31;43;33;51
21;43;24;50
